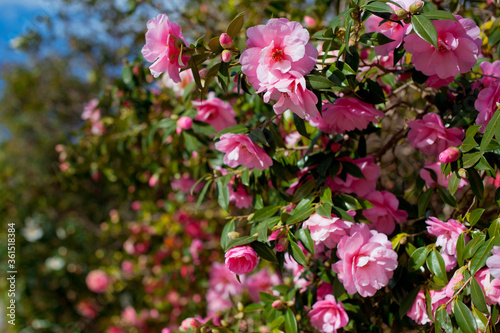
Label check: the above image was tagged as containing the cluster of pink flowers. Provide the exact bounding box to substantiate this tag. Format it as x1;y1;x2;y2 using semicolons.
82;99;105;136
475;60;500;132
240;18;319;118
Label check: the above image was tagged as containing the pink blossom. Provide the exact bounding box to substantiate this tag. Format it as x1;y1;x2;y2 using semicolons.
219;33;233;49
207;262;242;312
364;0;416;56
333;223;398;297
77;301;97;319
430;288;452;315
426;217;468;256
240;18;318;90
161;69;194;96
303;213;352;249
476;268;500;305
439;147;460;163
245;268;282;302
487;246;500;279
420;161;467;190
407;113;464;156
404;15;481;79
189;239;203;265
121;306;138;326
141;14;190;82
326;156;380;197
445;270;464;298
171;174;203;194
86;269;109;293
268;230;288;252
106;326;125;333
426;75;455;88
148;174;159;187
308;295;349;333
82;99;101;122
475;81;500;133
206;289;233;314
259;76;319;119
176;117;193;134
317;282;334;300
309;97;384;134
476;60;500;89
192;93;237;132
121;260;134;274
221;50;233;63
407;290;431;325
215;133;273;170
131;200;141;211
225;245;259;274
363;191;408;235
304;16;316;27
441;252;458;271
179;317;200;331
229;184;253;208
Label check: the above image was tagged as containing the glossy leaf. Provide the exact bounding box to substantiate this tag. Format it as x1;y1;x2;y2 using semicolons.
411;14;438;49
426;249;448;283
470;277;489;314
226;12;244;39
453;300;477;332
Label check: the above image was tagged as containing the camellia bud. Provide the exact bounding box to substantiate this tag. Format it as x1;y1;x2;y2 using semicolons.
276;236;289;252
458;168;468;178
221;50;233;63
409;1;424;14
272;300;286;309
394;8;408;20
219;33;233;49
176;117;193;134
438;147;460;164
228;231;240;240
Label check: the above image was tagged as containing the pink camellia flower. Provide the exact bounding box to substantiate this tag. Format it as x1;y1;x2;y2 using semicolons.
441;252;458;272
141;14;190;82
476;268;500;304
268;229;288;252
420;162;468;190
259;76;319;119
121;260;134;275
225;245;259;275
487;246;500;279
475;81;500;133
426;75;455;88
407;290;431;325
206;289;233;314
240;18;318;91
179;317;200;332
317;282;334;300
426;217;468;257
364;0;417;56
215;133;273;170
363;191;408;235
192;93;237;132
121;306;138;326
326;156;380;197
404;15;482;79
86;269;109;293
208;262;243;298
308;295;349;333
161;69;194;97
304;15;316;28
309;97;384;134
245;268;282;302
438;147;460;163
430;288;452;315
407;113;464;156
219;33;233;49
77;301;98;319
445;270;464;297
229;184;253;208
333;223;398;297
303;213;352;249
478;60;500;88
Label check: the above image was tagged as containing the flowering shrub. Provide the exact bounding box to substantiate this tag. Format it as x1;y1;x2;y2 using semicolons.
12;0;500;332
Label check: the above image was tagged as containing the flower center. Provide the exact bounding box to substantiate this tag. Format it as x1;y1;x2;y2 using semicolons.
437;38;450;54
271;48;284;62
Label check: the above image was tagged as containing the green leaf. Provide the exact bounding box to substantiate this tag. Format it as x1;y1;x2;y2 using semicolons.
466;125;481;138
298;228;315;255
215;124;249;139
356;79;386;104
226;235;258;251
294;113;310;139
244;303;264;312
253;205;281;222
183;131;204;153
470;238;495;275
399;287;421;318
489;219;500;239
321;187;333;205
226;12;244;39
359;32;395;46
464;233;486;260
363;1;394;13
286;206;315;225
289;237;308;266
284;308;298;333
249;129;267;145
473;307;489;332
418;189;433;217
207;36;223;53
453;300;477;332
316;203;332;218
292;181;316;203
251;241;278;263
306;74;336;89
191;121;216;136
328;8;355;30
196;179;213;208
461;136;478;153
470;277;489;314
342;161;366;179
480;109;500;154
457;233;465;267
468;168;484;200
436;308;453;333
467;209;485;228
422;10;457;21
438;187;457;208
259;292;277;304
333;277;346;299
411;15;438;50
462;151;483;168
337;194;363;210
448;171;461;196
269;316;285;330
426;249;448;282
216;174;232;211
221;220;236;251
409;246;430;271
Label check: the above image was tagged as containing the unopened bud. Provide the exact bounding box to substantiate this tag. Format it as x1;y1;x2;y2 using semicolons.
272;300;286;309
199;68;209;79
439;147;460;164
221;50;233;63
458;168;468;178
228;231;240;240
220;320;229;327
286;301;294;307
394;9;408;20
276;237;289;252
219;33;233;49
234;312;244;319
237;302;244;312
409;1;424;14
